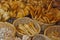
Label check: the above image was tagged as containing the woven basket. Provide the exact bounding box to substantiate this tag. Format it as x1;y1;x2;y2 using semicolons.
4;22;16;36
0;22;16;39
13;17;41;37
44;25;60;40
0;22;16;36
38;21;54;31
32;34;51;40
